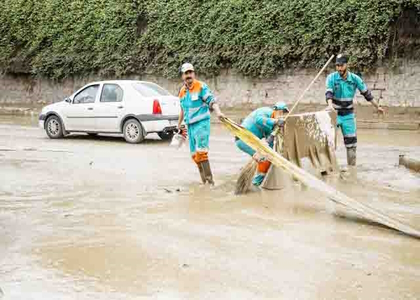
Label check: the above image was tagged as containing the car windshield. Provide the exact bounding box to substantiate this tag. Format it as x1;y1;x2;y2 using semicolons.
132;82;171;97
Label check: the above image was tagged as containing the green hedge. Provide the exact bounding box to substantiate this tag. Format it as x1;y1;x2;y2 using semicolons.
1;0;419;79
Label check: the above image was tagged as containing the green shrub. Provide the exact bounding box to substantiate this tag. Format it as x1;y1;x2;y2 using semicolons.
0;0;419;79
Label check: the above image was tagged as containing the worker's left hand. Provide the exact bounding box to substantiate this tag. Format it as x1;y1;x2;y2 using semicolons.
377;106;385;115
216;112;226;120
212;103;225;120
266;134;275;145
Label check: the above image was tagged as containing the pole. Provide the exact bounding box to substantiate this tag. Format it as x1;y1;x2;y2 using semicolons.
284;54;335;121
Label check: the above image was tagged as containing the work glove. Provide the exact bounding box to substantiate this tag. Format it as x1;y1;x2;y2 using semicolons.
276;118;285;127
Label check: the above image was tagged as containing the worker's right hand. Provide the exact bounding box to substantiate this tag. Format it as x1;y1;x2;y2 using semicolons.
252;153;266;163
325;99;336;112
177;126;187;138
276;118;285;127
325;105;336;112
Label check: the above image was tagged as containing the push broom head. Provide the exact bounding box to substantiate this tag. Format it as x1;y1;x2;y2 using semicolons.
235;159;258;195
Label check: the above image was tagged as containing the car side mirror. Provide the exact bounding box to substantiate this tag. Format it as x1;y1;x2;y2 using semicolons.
64;97;71;103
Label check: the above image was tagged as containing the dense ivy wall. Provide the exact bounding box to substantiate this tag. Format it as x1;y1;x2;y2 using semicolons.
1;0;419;79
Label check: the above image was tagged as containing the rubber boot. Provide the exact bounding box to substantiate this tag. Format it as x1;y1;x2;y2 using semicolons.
201;160;214;185
346;147;357;166
197;163;207;184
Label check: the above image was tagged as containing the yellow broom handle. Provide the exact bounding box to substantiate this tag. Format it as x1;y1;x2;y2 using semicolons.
284;54;335;121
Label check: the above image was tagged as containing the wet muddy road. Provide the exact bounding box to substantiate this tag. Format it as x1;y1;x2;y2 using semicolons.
1;116;420;299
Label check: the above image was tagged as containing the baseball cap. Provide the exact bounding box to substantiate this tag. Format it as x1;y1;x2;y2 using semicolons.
180;63;194;74
273;101;289;112
336;54;348;65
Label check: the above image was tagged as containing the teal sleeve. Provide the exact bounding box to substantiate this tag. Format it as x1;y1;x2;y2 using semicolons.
354;74;368;93
326;74;334;92
326;74;334;101
266;118;276;128
256;115;276;129
201;83;215;106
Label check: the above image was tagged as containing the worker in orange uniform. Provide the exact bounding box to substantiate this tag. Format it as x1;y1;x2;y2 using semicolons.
177;63;224;185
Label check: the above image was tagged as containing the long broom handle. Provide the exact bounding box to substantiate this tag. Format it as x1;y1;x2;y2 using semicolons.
284;54;335;121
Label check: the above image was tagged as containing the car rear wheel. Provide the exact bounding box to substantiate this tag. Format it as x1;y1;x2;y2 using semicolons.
123;119;145;144
45;115;64;139
158;131;174;141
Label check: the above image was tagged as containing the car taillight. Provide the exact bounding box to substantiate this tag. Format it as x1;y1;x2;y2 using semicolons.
153;99;162;115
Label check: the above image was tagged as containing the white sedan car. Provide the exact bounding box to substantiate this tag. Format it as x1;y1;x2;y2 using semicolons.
39;80;180;143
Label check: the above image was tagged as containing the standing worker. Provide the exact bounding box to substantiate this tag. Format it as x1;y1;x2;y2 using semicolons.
326;54;384;166
235;102;289;186
177;63;224;185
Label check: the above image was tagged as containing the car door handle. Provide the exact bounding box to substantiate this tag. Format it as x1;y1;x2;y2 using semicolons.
87;107;94;110
117;106;124;109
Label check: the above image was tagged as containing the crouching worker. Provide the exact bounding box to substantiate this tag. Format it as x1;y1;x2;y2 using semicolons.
235;102;289;186
177;63;224;185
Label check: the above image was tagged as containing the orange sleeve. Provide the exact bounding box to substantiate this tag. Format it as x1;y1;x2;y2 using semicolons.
178;86;186;98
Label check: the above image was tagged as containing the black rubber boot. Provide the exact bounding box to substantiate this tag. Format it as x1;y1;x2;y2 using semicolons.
346;147;357;166
197;163;207;184
201;160;214;185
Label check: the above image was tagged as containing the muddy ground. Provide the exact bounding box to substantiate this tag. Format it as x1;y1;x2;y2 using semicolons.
1;115;420;299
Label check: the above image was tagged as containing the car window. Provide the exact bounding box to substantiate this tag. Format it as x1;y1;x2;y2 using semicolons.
100;84;124;102
73;85;99;104
132;82;171;97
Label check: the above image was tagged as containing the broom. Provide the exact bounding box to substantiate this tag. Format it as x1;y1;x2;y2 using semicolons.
235;129;284;194
221;116;420;239
235;55;335;194
235;159;258;194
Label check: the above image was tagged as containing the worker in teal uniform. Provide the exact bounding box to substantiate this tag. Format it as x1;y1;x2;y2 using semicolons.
177;63;224;185
326;54;384;166
235;102;289;186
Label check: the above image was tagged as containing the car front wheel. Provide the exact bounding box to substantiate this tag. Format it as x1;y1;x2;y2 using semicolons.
123;119;145;144
45;115;64;139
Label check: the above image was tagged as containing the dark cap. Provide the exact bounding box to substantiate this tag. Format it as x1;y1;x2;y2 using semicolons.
335;54;348;65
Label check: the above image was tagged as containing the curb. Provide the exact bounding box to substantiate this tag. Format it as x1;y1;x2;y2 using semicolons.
358;121;420;131
2;106;420;131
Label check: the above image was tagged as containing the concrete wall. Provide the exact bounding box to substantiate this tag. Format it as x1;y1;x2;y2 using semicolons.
1;59;419;108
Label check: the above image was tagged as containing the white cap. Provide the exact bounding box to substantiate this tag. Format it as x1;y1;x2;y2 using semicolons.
180;63;194;74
